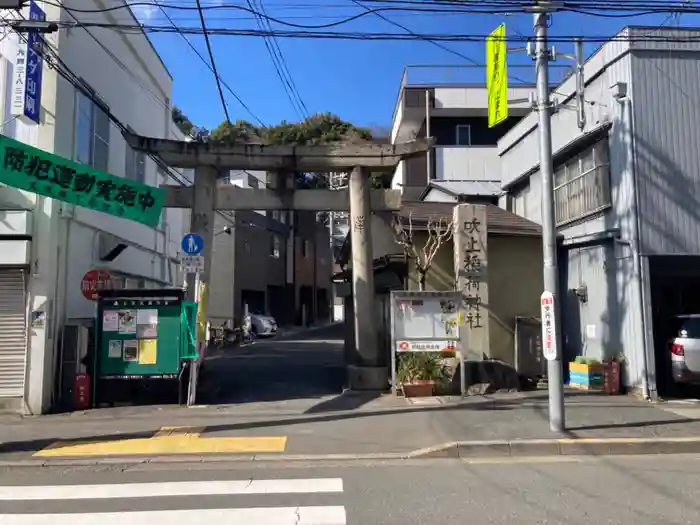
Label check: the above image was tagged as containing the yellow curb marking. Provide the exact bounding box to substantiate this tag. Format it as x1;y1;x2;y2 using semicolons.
33;426;287;457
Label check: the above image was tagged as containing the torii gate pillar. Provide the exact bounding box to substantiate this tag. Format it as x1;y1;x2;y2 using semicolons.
347;166;384;390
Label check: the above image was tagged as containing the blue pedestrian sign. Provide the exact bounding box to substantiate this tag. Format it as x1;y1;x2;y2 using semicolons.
181;233;203;255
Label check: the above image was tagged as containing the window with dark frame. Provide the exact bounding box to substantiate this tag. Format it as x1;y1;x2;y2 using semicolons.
456;124;472;146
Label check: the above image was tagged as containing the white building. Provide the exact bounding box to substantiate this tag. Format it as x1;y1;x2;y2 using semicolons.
498;26;700;398
389;65;534;201
0;1;188;414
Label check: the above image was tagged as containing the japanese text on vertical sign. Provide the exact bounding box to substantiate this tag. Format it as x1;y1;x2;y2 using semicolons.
0;135;165;228
541;292;558;361
461;217;483;329
11;1;45;124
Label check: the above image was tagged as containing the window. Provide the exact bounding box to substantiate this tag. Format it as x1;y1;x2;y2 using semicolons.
280;211;286;224
125;134;146;183
302;239;310;258
272;210;280;221
244;240;251;253
456;125;472;146
553;140;611;226
270;235;280;258
74;89;110;171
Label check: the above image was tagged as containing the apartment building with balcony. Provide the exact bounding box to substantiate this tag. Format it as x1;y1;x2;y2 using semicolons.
389;65;534;200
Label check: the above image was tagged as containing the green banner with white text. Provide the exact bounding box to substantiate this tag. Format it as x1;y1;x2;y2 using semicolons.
0;134;165;227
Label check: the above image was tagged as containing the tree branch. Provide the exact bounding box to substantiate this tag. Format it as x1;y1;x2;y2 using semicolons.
392;213;454;275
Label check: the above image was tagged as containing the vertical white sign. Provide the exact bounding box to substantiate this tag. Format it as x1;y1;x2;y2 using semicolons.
541;291;558;361
10;36;28;118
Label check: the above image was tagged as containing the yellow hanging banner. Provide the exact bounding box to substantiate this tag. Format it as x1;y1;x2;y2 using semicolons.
486;23;508;128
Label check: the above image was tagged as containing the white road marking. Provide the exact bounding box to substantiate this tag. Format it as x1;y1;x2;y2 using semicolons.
0;506;347;525
0;478;344;500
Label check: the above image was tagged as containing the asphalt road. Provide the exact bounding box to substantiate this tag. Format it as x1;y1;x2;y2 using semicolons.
199;324;347;405
1;455;699;524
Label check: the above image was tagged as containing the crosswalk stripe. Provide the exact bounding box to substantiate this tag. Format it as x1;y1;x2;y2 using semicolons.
0;506;348;525
0;478;344;500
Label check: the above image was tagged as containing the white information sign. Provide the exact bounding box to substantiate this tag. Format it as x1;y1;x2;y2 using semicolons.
541;291;558;361
393;296;460;341
180;254;204;274
396;340;457;353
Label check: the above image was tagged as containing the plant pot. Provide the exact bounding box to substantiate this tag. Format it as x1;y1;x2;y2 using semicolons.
402;380;436;398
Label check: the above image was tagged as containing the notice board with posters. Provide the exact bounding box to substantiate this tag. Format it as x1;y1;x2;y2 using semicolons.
389;290;466;396
95;288;196;383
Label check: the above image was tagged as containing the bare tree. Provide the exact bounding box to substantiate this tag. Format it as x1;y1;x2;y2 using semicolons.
392;213;454;291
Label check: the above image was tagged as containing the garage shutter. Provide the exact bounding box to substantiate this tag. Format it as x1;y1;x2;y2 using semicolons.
0;269;28;398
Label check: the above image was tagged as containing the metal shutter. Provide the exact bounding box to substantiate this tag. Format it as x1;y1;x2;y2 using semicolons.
0;269;28;397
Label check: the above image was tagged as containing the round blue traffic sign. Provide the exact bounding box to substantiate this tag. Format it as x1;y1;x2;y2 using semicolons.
181;233;203;255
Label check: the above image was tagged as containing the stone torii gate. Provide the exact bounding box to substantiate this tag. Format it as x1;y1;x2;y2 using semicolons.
124;131;432;390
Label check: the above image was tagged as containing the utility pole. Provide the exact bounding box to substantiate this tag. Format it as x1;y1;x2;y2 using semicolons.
533;3;565;432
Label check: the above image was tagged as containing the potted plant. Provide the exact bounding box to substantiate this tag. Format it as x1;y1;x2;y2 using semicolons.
396;352;445;397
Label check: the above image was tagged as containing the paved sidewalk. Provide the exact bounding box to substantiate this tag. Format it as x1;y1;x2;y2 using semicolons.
2;390;700;464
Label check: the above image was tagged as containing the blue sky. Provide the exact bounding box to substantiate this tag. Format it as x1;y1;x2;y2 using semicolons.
129;1;700;131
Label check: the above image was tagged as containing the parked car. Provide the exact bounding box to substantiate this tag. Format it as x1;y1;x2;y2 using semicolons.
670;314;700;385
250;312;278;337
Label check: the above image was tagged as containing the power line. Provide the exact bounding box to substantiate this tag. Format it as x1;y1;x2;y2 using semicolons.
256;0;309;117
193;0;232;124
45;0;700;27
246;0;308;119
29;21;700;44
153;2;266;126
13;27;193;189
347;0;532;85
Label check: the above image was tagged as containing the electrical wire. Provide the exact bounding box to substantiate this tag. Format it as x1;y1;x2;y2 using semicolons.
28;22;700;44
246;0;308;119
152;2;266;126
257;0;309;117
193;0;232;124
347;0;533;85
13;27;192;189
43;0;700;27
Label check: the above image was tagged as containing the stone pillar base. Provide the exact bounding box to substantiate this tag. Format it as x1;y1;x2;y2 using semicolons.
346;365;389;391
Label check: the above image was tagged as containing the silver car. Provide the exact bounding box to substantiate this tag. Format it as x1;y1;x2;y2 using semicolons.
250;312;278;337
670;314;700;384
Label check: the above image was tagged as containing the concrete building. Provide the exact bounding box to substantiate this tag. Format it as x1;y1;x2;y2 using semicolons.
207;171;290;327
293;211;332;325
498;26;700;397
389;65;535;200
208;171;332;328
0;1;188;413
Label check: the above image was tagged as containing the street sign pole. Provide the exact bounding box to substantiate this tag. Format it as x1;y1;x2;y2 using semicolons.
181;167;217;407
182;232;205;407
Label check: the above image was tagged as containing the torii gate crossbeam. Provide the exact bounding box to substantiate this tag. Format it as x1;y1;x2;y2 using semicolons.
123;131;433;395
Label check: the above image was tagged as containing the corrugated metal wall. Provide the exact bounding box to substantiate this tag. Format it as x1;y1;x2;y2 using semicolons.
632;49;700;255
0;269;28;399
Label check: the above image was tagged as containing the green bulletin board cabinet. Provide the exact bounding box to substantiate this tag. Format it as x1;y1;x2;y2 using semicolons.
94;288;197;406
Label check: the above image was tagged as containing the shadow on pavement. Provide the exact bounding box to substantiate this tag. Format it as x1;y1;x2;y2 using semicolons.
304;391;383;414
1;390;691;456
198;339;346;405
